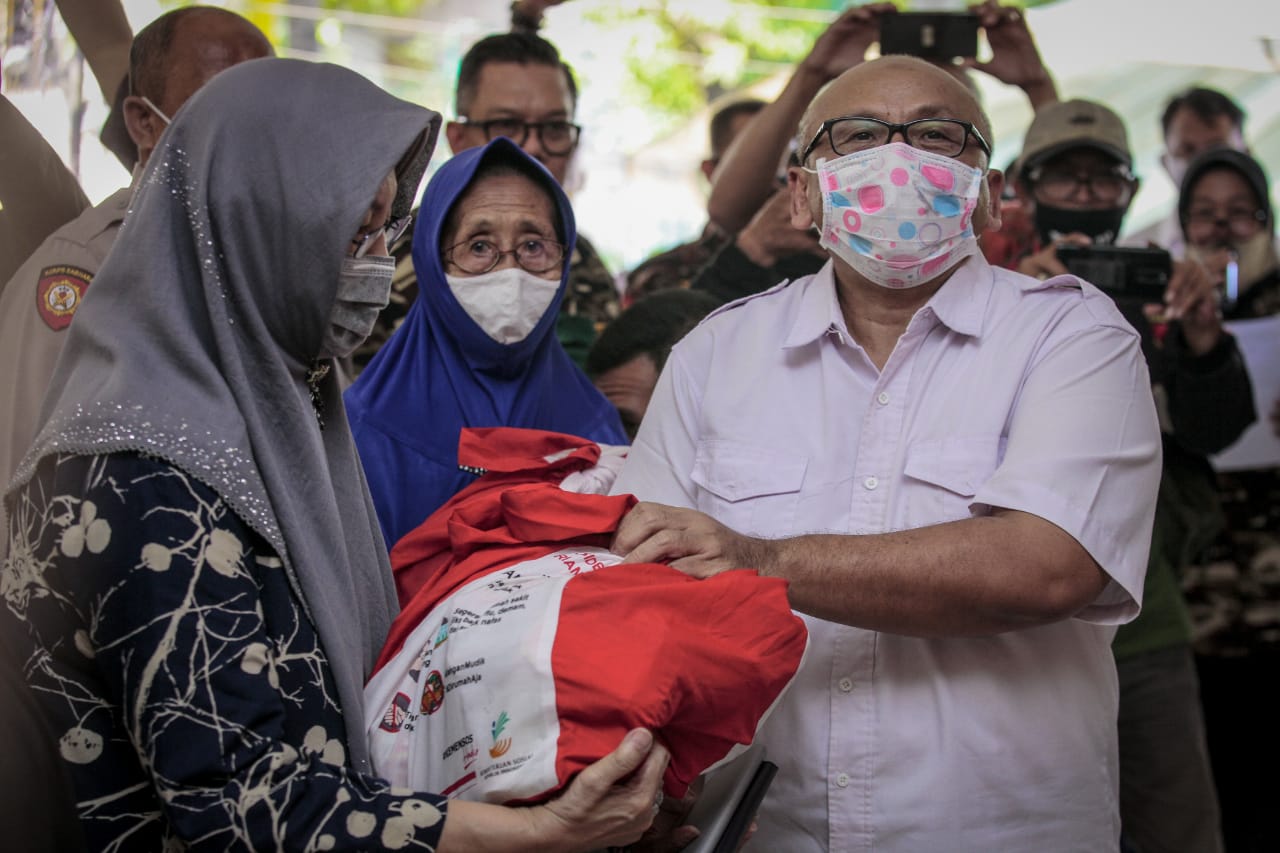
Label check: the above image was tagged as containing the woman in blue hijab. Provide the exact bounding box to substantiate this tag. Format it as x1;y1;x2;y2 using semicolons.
346;138;627;550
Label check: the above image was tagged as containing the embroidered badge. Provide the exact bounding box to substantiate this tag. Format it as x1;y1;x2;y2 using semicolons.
36;265;93;330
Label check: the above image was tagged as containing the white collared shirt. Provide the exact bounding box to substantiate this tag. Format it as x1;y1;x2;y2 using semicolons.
613;253;1162;852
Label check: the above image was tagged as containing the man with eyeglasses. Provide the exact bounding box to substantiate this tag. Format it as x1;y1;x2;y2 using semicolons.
446;31;618;363
0;6;272;558
1126;87;1252;258
610;55;1162;851
357;31;618;374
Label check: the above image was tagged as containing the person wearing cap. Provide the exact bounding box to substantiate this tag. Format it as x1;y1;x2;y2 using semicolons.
987;99;1257;853
1002;99;1140;269
1177;147;1280;852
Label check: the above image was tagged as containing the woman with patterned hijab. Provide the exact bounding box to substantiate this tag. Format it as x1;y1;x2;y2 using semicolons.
345;138;628;551
0;58;665;852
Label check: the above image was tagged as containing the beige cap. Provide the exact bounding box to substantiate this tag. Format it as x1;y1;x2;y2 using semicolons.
1017;99;1132;180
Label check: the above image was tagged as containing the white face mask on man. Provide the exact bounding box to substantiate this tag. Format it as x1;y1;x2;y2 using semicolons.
318;255;396;358
446;267;559;344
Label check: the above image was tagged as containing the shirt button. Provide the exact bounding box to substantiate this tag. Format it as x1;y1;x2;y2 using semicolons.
835;772;851;788
863;476;878;490
877;391;890;405
838;677;854;692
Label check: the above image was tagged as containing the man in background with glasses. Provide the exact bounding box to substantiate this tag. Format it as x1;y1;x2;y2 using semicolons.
357;31;619;375
610;55;1164;850
446;32;618;365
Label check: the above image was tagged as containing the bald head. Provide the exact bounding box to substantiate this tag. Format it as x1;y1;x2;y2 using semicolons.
798;55;993;166
125;6;273;165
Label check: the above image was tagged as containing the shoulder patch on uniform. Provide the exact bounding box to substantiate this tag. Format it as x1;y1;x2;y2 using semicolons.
36;264;93;330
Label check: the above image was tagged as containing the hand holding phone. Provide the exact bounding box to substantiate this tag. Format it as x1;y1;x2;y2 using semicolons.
803;3;897;80
961;2;1059;108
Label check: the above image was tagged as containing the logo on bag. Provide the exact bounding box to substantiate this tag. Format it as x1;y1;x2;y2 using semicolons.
434;618;450;648
420;671;445;715
379;692;411;733
489;711;512;758
463;747;479;770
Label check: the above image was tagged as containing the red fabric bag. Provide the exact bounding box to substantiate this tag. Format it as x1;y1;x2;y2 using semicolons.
364;428;807;804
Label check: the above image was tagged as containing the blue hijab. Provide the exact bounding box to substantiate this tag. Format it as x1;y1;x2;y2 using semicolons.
345;138;627;549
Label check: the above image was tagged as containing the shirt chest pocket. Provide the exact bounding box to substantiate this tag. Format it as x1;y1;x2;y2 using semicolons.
690;440;807;537
901;436;1004;527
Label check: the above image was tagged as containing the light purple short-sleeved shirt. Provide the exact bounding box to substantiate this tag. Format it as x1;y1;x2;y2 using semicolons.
613;253;1162;853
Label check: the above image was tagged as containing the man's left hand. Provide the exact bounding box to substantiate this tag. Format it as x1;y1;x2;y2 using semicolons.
612;502;771;579
1158;256;1221;355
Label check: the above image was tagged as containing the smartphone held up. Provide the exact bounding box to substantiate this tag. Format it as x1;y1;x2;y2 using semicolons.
878;11;980;63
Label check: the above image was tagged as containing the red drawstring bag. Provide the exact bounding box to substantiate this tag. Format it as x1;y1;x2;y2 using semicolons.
364;428;808;804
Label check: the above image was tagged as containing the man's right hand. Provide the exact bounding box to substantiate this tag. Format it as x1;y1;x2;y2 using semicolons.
612;502;775;580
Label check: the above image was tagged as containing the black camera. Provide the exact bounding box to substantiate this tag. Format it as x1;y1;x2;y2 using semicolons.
1056;245;1172;304
879;12;980;62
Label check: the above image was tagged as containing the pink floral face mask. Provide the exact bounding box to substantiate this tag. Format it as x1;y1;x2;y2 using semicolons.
809;142;984;289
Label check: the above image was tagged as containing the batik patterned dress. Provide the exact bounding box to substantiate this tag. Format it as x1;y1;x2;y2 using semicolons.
2;452;448;851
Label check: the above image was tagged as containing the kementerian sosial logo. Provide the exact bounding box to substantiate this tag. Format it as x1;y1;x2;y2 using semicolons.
489;711;512;758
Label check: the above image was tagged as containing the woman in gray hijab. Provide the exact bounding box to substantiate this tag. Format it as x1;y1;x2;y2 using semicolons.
0;58;667;852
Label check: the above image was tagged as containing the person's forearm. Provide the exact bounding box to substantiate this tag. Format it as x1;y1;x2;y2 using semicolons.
1164;331;1257;454
690;240;777;303
439;801;546;852
751;510;1107;637
705;65;828;234
54;0;132;102
1022;76;1059;111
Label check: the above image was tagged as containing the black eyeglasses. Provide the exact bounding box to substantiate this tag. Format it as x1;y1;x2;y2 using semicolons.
456;118;582;155
800;116;991;165
1026;165;1135;204
351;215;412;258
444;237;566;275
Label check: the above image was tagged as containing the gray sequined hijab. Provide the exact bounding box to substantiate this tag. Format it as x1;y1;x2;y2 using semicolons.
8;58;439;771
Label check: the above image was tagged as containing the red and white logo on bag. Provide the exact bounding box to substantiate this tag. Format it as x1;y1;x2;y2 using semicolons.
379;692;411;733
420;671;445;715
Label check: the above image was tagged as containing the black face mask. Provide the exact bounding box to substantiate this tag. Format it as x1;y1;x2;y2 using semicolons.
1033;203;1126;246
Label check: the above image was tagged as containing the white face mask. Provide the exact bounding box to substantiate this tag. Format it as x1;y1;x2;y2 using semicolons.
810;142;985;289
447;267;559;344
318;255;395;358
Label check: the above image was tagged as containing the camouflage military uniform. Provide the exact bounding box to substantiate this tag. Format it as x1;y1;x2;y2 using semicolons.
622;225;728;307
559;232;619;367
